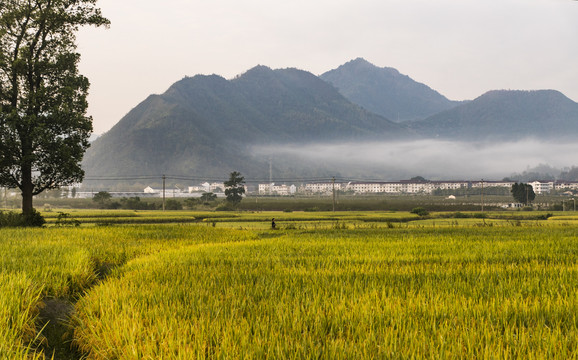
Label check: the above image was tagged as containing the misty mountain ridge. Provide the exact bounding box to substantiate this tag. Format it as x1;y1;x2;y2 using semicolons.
320;58;459;122
410;89;578;141
83;65;409;181
83;60;578;184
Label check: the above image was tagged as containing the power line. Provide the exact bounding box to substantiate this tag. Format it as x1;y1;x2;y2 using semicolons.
84;174;348;183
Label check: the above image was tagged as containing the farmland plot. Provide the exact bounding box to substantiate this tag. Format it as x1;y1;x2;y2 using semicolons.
2;212;578;358
0;225;252;358
71;226;578;359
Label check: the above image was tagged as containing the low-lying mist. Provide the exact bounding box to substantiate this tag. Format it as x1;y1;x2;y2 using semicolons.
251;139;577;181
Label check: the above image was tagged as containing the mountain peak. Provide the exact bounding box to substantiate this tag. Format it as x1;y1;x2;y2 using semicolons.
477;89;572;102
83;63;408;182
238;65;274;78
411;89;578;140
346;57;376;67
321;59;455;122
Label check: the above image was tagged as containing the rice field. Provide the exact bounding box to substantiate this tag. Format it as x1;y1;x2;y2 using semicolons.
1;210;578;358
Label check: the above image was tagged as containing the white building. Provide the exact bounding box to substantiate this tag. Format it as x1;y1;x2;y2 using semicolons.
304;182;342;194
258;183;297;196
144;186;157;194
528;181;554;195
431;181;470;191
196;182;224;193
554;181;578;191
470;181;514;189
188;185;204;193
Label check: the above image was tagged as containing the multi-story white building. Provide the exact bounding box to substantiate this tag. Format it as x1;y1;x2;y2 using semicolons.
304;182;342;194
470;180;514;189
347;182;387;194
255;179;571;196
258;183;297;196
528;181;554;195
431;181;470;190
554;181;578;191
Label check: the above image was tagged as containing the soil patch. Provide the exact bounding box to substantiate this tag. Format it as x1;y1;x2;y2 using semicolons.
37;298;80;360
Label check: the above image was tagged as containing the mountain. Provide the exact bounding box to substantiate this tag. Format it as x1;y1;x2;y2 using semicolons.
320;58;458;122
82;66;410;183
409;90;578;141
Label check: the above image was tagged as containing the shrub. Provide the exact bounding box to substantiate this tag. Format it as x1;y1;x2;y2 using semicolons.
0;209;45;227
120;197;157;210
0;211;23;227
410;207;429;216
453;212;470;218
215;203;236;211
541;213;553;220
21;209;46;227
54;212;80;227
165;199;183;210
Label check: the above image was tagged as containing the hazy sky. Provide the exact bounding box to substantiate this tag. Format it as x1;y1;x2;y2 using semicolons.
77;0;578;135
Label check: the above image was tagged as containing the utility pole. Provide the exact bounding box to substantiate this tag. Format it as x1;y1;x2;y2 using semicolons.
332;177;336;212
269;158;273;196
481;179;484;213
162;175;166;211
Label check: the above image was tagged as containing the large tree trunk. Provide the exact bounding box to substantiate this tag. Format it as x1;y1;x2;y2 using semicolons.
21;166;34;216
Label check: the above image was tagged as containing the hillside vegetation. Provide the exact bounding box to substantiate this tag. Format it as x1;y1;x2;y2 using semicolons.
82;60;578;184
83;66;407;182
320;58;458;122
410;90;578;140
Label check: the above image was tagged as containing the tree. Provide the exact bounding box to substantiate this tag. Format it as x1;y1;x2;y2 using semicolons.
92;191;111;206
511;182;535;205
165;199;182;210
410;176;428;182
224;171;245;205
200;192;217;202
410;207;429;216
0;1;109;216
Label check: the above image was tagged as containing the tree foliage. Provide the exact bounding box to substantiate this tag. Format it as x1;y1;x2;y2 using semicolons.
511;183;536;205
200;192;217;202
0;0;109;215
165;199;182;210
224;171;245;205
410;207;429;216
92;191;111;205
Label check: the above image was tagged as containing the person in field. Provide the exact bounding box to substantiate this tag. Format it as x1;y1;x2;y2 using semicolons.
271;218;276;229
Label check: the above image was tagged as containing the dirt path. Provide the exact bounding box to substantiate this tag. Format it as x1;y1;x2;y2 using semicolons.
37;298;81;359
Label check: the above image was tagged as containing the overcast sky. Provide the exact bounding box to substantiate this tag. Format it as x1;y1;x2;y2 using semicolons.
77;0;578;135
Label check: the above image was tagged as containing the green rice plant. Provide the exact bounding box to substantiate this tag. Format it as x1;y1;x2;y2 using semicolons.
0;229;95;298
0;273;44;359
1;224;256;358
2;212;577;357
72;226;578;358
1;225;256;295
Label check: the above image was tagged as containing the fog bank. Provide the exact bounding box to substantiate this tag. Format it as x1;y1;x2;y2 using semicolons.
251;139;577;180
